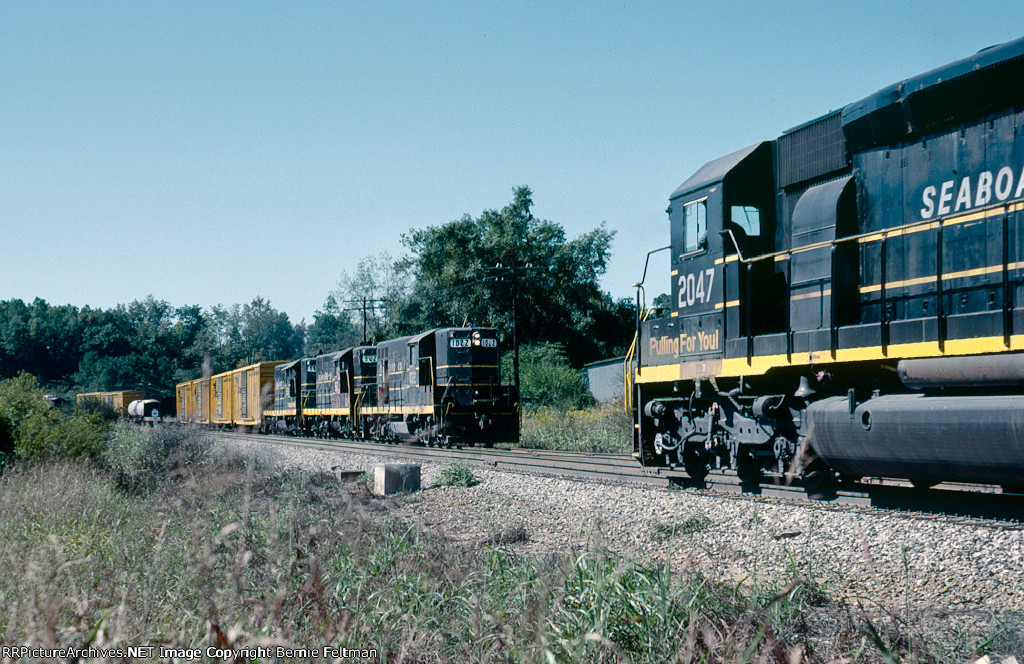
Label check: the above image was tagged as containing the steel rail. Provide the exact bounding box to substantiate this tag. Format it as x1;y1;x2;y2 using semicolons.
216;431;1024;524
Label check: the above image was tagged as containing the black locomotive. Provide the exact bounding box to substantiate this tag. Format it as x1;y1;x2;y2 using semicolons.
260;328;519;446
631;36;1024;493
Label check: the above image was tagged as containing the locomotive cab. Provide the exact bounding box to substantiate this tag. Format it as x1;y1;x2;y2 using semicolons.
668;141;783;355
371;328;518;446
267;358;316;434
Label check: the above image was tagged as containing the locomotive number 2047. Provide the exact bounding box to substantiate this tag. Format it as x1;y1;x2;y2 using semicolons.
677;268;715;309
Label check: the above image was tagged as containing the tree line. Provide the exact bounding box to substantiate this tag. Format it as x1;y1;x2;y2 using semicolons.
1;187;635;398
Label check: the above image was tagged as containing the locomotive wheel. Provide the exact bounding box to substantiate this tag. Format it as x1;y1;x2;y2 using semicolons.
736;449;762;486
801;457;834;500
682;443;709;480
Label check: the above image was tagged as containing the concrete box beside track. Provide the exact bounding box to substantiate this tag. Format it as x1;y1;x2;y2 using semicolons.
372;464;421;496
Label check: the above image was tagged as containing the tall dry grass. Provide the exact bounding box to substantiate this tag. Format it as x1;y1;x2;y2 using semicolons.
0;425;1020;662
520;402;633;454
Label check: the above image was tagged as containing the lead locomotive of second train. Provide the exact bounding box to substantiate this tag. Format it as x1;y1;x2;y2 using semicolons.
632;37;1024;493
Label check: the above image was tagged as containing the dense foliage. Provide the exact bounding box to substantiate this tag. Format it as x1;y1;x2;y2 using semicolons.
390;186;634;366
0;373;109;467
0;187;633;401
0;296;304;397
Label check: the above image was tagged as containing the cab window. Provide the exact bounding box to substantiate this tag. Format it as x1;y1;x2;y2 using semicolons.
730;205;761;236
683;200;707;253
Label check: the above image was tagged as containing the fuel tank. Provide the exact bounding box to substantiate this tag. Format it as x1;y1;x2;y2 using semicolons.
898;354;1024;389
806;394;1024;487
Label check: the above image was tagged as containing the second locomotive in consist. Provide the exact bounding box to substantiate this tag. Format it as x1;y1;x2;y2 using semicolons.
632;37;1024;493
177;327;520;447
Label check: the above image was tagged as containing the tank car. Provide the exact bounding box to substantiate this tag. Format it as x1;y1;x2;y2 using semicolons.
127;399;163;424
631;37;1024;494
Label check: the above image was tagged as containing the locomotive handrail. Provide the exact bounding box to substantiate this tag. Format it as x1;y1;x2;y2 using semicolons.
722;199;1020;266
721;199;1021;358
624;306;659;413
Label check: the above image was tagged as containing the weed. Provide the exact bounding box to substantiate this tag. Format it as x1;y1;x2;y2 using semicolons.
101;421;212;493
483;524;529;546
1;444;1022;662
433;462;481;488
652;513;713;541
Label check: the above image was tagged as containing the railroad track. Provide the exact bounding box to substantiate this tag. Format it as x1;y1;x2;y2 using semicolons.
219;431;1024;524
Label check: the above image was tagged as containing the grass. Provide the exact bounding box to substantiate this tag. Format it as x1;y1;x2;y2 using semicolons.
520;402;633;454
433;462;481;488
652;513;714;541
0;425;1021;662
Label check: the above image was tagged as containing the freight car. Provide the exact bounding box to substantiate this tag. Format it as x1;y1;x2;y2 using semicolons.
77;390;147;415
177;328;519;447
630;36;1024;494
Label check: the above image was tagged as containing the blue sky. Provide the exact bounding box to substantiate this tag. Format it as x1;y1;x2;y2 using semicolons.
2;2;1023;325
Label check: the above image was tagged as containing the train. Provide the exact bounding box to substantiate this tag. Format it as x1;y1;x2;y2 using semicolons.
630;36;1024;495
175;327;520;447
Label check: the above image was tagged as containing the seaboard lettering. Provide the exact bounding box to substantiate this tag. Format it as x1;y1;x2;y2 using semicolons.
921;165;1024;219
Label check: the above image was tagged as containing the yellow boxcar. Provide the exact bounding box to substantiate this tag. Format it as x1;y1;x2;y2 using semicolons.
175;381;191;422
210;371;234;426
77;390;147;414
229;361;285;428
175;379;206;423
177;377;212;424
197;377;211;424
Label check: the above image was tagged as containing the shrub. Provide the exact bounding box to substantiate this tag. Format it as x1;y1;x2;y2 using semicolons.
100;422;212;493
503;343;594;410
433;462;481;488
520;401;633;453
0;373;108;463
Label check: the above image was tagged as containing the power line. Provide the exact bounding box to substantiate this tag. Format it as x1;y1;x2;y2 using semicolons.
341;298;388;344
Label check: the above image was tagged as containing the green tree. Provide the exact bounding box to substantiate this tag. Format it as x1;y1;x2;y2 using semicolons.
501;343;595;409
238;297;303;366
74;297;204;395
327;252;409;342
0;373;107;463
0;299;83;386
305;294;362;355
397;186;633;365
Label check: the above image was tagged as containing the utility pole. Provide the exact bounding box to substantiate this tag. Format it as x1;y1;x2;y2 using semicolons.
342;298;388;344
481;262;548;398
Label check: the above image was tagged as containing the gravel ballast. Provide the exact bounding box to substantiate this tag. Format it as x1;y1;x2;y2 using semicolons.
221;437;1024;617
